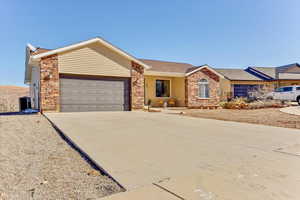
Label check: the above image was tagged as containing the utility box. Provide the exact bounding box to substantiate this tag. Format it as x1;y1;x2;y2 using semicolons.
19;97;31;112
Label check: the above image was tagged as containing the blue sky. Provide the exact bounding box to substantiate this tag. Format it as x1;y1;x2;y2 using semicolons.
1;0;299;86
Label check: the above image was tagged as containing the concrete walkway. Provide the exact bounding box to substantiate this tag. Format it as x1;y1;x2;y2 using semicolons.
45;111;300;200
280;106;300;116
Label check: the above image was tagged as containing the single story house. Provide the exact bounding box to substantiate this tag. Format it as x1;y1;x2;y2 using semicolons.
25;37;300;112
215;63;300;98
25;37;226;112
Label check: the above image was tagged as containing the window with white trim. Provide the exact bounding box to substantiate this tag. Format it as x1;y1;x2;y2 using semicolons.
198;79;209;98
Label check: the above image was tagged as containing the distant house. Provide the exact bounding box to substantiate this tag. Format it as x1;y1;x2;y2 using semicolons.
25;37;225;112
215;63;300;98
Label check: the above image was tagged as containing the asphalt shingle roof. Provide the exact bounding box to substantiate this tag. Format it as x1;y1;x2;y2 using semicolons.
214;68;261;80
251;67;276;79
139;59;197;74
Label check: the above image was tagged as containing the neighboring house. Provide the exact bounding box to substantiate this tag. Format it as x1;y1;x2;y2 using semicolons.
215;63;300;98
25;37;225;112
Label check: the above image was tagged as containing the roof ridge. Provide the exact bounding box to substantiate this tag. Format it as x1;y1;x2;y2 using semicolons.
214;68;245;70
252;66;275;68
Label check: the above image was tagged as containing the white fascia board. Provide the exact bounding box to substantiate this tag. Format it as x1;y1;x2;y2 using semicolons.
185;65;225;78
27;43;37;51
31;37;151;69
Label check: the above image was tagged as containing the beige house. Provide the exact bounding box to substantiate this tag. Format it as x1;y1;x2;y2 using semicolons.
25;37;225;112
25;37;300;112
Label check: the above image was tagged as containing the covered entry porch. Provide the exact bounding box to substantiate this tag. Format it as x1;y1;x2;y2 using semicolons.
144;75;186;107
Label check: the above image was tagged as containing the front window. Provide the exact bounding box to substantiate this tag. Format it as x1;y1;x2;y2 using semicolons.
156;80;170;97
198;79;209;98
275;87;284;92
283;87;293;92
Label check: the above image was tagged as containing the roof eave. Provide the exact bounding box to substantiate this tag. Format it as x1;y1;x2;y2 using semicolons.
185;64;225;78
31;37;151;70
145;71;185;77
246;67;274;80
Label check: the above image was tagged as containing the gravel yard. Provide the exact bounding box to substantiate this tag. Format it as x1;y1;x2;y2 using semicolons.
0;114;123;200
183;108;300;129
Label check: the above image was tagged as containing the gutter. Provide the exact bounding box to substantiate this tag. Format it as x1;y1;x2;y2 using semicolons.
245;67;274;80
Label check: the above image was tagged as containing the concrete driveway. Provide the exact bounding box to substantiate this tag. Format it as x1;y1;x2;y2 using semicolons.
281;106;300;116
45;111;300;200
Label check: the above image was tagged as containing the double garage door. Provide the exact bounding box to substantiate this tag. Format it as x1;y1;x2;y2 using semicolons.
233;84;259;98
60;76;130;112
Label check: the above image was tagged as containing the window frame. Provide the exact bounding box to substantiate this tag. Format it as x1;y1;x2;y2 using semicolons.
275;87;284;92
282;86;293;92
155;79;171;98
198;79;210;98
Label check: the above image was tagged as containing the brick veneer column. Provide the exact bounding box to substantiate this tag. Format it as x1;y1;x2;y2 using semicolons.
185;68;220;108
131;61;144;109
40;55;60;112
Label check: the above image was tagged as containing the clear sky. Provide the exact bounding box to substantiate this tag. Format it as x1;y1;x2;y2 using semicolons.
1;0;299;86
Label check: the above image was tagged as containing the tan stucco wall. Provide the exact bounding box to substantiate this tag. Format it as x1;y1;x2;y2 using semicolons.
144;75;185;107
278;80;300;87
219;78;231;100
58;43;131;77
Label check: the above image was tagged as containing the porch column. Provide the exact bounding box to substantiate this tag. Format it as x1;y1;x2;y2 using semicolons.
131;61;144;109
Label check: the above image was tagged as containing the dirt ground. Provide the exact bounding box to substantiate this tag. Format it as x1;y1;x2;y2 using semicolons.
0;85;29;113
0;114;123;200
183;108;300;129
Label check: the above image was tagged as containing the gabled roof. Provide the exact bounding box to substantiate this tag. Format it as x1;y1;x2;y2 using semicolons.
214;68;261;81
247;63;300;80
186;65;225;78
29;37;151;69
25;37;152;83
277;63;300;73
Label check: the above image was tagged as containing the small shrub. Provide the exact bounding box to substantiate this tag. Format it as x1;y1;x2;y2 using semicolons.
220;98;285;110
220;98;248;109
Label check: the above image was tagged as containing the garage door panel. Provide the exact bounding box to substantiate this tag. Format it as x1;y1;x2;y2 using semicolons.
233;84;259;98
60;77;130;112
61;104;125;112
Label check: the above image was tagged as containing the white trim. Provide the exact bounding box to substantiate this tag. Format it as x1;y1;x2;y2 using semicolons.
198;78;209;98
185;65;225;78
31;37;151;69
27;43;37;51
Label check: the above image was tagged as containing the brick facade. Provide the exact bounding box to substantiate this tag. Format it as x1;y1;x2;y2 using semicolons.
185;68;221;108
131;61;145;109
40;55;60;112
